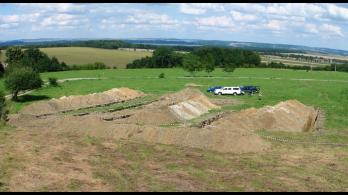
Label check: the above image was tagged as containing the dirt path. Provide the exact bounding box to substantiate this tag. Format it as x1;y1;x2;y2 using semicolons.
56;77;107;83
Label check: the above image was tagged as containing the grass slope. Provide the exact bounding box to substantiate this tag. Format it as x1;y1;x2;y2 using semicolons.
1;47;152;68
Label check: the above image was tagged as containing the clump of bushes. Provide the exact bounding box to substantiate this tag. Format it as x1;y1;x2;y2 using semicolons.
48;77;58;87
158;73;165;79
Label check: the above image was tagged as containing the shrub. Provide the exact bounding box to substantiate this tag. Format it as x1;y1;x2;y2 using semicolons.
48;77;59;87
158;73;165;79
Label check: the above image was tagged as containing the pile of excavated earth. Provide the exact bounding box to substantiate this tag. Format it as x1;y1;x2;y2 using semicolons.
20;88;144;116
9;87;319;154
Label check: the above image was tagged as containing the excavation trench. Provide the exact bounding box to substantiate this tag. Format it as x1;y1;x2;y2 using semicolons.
10;87;319;154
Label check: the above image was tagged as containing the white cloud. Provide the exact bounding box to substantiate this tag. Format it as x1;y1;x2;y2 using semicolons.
2;15;20;23
179;4;206;15
196;16;234;28
99;11;180;31
304;24;319;34
320;23;344;37
178;3;224;15
226;3;326;22
17;3;85;14
0;23;18;29
0;13;40;30
230;11;257;21
100;18;126;30
265;20;285;31
126;12;178;25
0;13;40;23
327;4;348;20
35;13;88;31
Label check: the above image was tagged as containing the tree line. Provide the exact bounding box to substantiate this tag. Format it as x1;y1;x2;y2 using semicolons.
0;40;196;52
126;46;348;74
127;46;262;75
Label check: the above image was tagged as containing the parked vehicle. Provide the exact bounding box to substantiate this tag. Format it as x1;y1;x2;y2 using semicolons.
207;86;223;93
214;87;244;96
240;86;260;94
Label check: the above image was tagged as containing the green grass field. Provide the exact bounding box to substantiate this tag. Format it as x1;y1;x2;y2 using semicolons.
1;68;347;130
0;47;152;68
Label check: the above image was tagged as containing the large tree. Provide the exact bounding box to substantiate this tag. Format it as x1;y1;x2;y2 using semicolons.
5;46;24;65
4;67;43;101
152;46;176;68
200;53;215;76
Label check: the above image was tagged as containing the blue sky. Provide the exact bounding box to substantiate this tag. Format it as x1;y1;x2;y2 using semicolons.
1;3;348;50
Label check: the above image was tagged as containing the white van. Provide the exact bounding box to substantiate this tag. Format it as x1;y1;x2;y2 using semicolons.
214;87;244;96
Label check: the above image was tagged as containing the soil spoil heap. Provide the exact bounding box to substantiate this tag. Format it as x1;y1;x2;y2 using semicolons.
20;88;144;116
211;100;318;132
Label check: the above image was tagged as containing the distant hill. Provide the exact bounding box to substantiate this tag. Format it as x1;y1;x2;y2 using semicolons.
1;38;348;56
123;38;348;56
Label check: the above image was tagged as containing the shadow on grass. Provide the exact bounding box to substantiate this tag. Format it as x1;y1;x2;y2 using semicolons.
15;95;50;103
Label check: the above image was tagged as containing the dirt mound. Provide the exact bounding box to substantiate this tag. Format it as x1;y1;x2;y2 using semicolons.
101;88;220;124
20;88;144;116
161;87;207;104
213;100;318;132
169;95;219;121
165;88;220;121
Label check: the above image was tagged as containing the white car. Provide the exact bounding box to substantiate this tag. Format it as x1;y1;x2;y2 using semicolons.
214;87;244;96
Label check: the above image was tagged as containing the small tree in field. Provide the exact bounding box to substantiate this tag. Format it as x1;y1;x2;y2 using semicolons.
4;67;43;101
48;77;59;87
182;54;203;77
